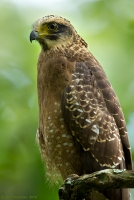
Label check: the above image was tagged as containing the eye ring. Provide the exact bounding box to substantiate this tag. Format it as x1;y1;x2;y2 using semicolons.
47;23;58;31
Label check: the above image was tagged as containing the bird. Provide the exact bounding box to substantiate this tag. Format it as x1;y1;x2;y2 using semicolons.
30;15;132;200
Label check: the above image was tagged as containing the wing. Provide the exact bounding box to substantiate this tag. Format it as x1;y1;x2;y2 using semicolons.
61;61;132;173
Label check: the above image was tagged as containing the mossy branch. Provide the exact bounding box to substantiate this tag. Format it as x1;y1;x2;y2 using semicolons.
58;169;134;200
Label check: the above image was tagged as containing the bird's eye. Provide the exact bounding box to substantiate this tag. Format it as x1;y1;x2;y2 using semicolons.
47;23;58;31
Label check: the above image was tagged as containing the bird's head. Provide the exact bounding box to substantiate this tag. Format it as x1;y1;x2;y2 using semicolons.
30;15;79;50
30;15;87;51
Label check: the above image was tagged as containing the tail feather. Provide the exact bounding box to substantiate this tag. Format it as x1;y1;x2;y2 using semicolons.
105;188;130;200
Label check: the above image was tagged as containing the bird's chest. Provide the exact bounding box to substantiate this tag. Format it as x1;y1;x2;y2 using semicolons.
37;54;82;179
39;99;82;179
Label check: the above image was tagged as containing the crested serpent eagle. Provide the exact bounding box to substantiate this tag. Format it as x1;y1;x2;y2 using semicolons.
30;15;132;200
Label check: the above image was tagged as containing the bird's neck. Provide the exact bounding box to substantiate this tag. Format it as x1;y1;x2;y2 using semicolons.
37;48;76;105
41;35;89;62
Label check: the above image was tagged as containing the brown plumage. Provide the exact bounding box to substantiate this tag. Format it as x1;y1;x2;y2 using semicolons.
30;15;132;200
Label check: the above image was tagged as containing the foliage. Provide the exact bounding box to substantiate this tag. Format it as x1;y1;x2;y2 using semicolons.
0;0;134;199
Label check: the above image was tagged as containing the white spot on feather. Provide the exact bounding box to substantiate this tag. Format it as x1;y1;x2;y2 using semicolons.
85;119;91;123
62;134;66;137
90;136;97;141
57;163;62;167
113;162;119;167
92;124;99;134
56;144;61;148
75;78;81;84
77;109;83;113
83;147;90;151
63;142;68;146
36;129;39;138
70;85;74;88
118;157;122;161
66;162;69;166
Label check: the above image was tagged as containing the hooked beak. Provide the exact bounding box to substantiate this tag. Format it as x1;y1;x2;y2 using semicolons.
30;30;39;43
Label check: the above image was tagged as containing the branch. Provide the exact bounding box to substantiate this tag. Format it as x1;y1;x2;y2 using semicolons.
58;169;134;200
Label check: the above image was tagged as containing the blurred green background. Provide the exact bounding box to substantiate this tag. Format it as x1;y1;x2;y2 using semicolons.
0;0;134;199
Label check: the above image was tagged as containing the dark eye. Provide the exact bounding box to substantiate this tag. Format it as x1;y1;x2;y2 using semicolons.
48;23;58;31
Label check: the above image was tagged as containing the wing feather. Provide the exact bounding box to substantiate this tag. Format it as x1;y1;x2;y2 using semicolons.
62;61;132;171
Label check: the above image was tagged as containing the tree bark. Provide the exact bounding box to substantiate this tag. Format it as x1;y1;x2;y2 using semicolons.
58;169;134;200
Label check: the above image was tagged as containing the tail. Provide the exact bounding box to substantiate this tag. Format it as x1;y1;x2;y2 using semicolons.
81;151;131;200
105;188;130;200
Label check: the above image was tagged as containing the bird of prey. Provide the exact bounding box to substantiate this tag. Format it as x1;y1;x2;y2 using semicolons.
30;15;132;200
